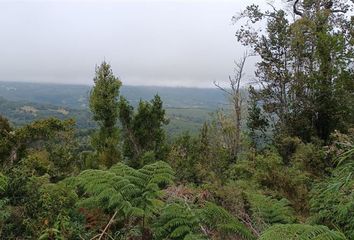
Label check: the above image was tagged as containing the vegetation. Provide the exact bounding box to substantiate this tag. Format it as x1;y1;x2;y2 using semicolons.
89;61;122;167
0;0;353;239
0;83;227;135
118;95;169;168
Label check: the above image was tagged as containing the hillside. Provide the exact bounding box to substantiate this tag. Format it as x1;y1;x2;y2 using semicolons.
0;81;230;135
0;81;228;109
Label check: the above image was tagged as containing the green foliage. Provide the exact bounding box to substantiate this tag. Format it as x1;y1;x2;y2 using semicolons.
259;224;347;240
0;172;9;236
0;117;82;238
3;172;62;238
89;61;122;129
247;86;269;149
154;202;204;240
236;1;354;142
76;161;173;214
274;136;328;177
210;177;298;236
38;214;84;240
167;124;230;184
89;61;122;167
15;117;74;142
309;145;354;238
246;193;295;226
1;3;353;237
292;142;327;177
75;161;174;238
167;132;200;182
37;183;78;225
39;227;63;240
2;117;77;178
199;202;255;240
0;173;7;193
154;201;255;240
0;116;12;163
0;83;228;136
239;150;311;213
0;117;76;174
119;94;169;168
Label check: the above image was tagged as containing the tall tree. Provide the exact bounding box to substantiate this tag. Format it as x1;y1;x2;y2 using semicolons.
89;61;122;167
288;0;354;141
247;86;269;149
214;53;249;162
234;0;354;142
118;95;169;168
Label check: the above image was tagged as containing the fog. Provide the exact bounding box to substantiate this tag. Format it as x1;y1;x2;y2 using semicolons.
0;0;271;87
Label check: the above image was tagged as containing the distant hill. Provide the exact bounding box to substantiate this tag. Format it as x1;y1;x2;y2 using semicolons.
0;96;95;129
0;81;228;109
0;81;232;135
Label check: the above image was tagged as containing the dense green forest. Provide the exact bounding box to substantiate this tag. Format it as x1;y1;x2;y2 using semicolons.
0;1;354;239
0;82;228;135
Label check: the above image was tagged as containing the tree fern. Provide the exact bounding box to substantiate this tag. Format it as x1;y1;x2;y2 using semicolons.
259;224;347;240
76;161;174;217
154;201;255;240
75;161;174;239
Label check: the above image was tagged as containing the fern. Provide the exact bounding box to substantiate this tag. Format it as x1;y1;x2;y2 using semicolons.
199;202;255;240
74;161;175;239
38;228;63;240
154;201;255;240
76;161;174;218
259;224;347;240
154;202;205;240
309;146;354;237
0;172;9;227
0;173;7;193
247;193;296;225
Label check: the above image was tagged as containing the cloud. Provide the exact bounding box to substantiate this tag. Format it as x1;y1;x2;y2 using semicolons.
0;0;267;87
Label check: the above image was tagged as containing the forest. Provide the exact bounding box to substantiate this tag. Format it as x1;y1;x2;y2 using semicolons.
0;0;353;239
0;83;227;135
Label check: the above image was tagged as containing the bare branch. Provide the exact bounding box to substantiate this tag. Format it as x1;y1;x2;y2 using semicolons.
292;0;303;16
331;8;348;13
94;211;118;240
214;52;250;162
213;80;232;96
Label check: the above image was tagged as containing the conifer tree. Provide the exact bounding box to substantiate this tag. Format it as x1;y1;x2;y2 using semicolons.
118;94;168;168
89;61;122;167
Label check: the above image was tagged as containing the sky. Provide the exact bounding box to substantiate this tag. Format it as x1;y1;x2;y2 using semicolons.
0;0;273;87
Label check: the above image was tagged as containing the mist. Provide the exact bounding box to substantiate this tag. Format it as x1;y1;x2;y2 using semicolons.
0;0;269;87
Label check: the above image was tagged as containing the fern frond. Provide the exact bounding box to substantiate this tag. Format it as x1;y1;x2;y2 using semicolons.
247;193;296;225
309;146;354;237
259;224;347;240
154;202;200;240
0;173;7;193
75;161;174;223
199;202;255;240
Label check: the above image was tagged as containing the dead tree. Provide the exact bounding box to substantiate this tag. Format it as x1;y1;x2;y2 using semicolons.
214;52;249;162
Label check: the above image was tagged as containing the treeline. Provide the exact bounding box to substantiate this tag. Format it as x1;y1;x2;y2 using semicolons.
0;0;353;239
0;97;96;129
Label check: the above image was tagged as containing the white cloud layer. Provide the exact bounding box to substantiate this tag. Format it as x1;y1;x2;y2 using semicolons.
0;0;272;87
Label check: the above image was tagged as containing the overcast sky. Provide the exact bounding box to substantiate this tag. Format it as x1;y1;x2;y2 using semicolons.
0;0;273;87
